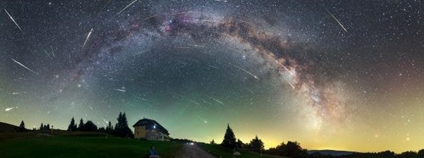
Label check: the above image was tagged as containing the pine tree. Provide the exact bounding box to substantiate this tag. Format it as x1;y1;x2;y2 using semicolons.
249;135;264;152
67;117;76;131
221;124;236;148
18;120;25;132
78;118;84;130
46;124;50;130
236;139;244;148
122;113;128;127
40;123;44;130
121;113;133;137
81;120;98;131
114;112;133;138
19;120;25;129
210;139;216;145
115;112;122;131
106;121;113;133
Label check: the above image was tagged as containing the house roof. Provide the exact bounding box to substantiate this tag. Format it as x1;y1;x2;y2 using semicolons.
133;118;169;135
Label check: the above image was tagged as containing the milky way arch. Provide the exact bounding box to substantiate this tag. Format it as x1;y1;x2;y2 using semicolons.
63;10;352;131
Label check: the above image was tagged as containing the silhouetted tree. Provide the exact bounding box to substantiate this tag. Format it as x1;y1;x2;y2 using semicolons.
378;150;395;157
98;127;106;132
418;149;424;157
398;151;418;158
210;139;216;145
249;135;264;152
114;112;133;138
41;124;50;130
221;124;236;148
78;119;84;130
19;120;25;128
115;112;123;131
17;120;26;132
81;120;98;131
267;141;308;158
106;121;113;133
236;139;244;148
122;113;128;125
67;117;77;131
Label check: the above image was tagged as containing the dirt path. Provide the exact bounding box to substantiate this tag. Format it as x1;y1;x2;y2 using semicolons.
175;144;216;158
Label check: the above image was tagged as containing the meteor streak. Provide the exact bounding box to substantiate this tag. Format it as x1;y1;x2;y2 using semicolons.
114;88;126;93
5;106;18;112
188;99;200;105
117;0;138;15
82;28;94;49
262;53;295;76
209;96;225;106
196;115;208;124
280;64;294;76
229;63;259;80
44;50;51;59
326;9;348;32
50;46;56;58
11;58;38;75
4;9;23;34
12;92;26;95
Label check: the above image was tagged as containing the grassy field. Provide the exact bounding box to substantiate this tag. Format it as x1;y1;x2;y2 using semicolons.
0;135;182;158
200;144;288;158
0;130;287;158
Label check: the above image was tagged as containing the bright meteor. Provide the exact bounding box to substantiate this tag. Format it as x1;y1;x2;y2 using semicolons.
11;58;38;75
4;9;24;34
326;9;348;32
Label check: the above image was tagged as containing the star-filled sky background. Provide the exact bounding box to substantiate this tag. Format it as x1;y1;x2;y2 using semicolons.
1;0;424;153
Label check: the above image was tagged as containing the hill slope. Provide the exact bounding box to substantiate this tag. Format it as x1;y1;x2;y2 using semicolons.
0;122;18;133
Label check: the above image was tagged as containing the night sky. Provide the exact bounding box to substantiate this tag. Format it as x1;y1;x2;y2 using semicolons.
1;0;424;153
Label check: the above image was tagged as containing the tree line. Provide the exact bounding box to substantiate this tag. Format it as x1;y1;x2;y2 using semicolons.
216;124;424;158
16;112;133;138
218;124;275;153
16;120;52;132
66;112;133;138
218;124;307;157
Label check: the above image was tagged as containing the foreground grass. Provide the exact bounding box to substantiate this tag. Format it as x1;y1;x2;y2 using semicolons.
201;144;288;158
0;135;182;158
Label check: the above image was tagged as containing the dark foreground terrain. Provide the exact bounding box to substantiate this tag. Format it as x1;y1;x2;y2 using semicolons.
0;135;181;158
0;131;282;158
